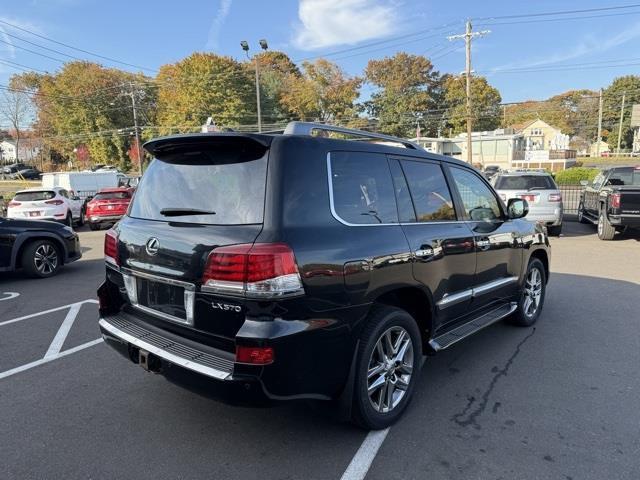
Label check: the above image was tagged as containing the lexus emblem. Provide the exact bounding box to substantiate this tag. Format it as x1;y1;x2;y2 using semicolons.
145;237;160;256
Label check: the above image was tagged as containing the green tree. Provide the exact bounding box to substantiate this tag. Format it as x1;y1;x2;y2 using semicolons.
280;59;361;122
602;75;640;150
250;51;301;125
443;75;502;135
365;52;442;137
156;52;255;132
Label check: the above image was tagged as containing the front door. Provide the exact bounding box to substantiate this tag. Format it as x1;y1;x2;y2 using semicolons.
390;158;476;328
446;166;523;313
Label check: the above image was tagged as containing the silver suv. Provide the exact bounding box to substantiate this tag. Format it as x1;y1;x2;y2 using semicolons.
492;171;563;236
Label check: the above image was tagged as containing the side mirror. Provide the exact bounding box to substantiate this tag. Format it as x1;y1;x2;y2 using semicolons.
507;198;528;219
580;180;589;186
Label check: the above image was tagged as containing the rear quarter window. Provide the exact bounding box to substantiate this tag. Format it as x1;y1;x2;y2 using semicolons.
329;151;398;224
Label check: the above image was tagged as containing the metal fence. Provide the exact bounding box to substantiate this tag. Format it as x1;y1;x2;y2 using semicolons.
557;184;583;214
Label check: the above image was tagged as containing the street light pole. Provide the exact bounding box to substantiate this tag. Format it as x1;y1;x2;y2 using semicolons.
129;86;143;175
241;39;268;133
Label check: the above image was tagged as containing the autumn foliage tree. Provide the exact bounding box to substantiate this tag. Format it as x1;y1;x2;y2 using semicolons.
443;75;502;135
251;51;301;125
280;59;361;123
156;53;255;132
365;52;442;137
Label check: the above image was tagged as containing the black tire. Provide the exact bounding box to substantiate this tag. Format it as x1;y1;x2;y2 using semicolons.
351;306;422;430
65;211;73;227
510;258;546;327
597;210;616;240
76;207;85;227
21;239;61;278
89;222;100;231
547;224;562;236
577;202;589;224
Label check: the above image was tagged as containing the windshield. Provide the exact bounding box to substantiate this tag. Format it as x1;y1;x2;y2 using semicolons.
93;191;131;200
14;191;56;202
129;154;268;225
495;175;556;190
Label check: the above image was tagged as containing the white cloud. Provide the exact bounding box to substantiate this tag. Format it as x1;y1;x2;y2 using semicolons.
293;0;399;50
492;21;640;72
206;0;233;50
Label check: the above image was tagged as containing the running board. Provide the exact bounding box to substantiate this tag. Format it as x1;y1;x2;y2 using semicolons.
429;302;518;352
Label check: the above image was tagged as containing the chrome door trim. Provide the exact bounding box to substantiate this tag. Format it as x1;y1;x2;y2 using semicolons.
437;276;518;309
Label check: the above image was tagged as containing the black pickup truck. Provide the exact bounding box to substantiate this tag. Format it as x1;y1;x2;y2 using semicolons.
578;166;640;240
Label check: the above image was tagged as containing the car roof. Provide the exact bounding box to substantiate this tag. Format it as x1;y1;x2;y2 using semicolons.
497;171;552;176
97;187;130;193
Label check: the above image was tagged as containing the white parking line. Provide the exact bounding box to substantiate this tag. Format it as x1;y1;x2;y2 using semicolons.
0;339;103;381
0;292;20;302
44;303;82;359
0;299;98;327
340;428;390;480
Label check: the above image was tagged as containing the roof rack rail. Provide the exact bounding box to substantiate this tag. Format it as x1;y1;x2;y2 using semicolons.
283;121;419;150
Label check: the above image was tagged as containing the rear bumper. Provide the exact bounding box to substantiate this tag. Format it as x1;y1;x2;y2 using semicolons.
608;214;640;226
88;214;124;223
527;209;563;226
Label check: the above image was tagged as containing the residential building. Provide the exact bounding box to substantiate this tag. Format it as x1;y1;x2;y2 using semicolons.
0;138;41;164
589;140;610;157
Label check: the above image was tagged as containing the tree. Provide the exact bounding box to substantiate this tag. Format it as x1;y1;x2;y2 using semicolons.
364;52;442;137
0;76;34;163
602;75;640;150
442;75;502;135
280;59;361;123
20;62;155;171
156;53;254;132
251;51;301;125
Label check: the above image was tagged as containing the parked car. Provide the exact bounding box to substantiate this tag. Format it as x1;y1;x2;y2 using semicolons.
85;187;133;230
7;187;85;227
483;165;501;179
10;168;41;180
97;122;550;430
0;216;81;277
578;166;640;240
2;162;28;175
491;171;563;236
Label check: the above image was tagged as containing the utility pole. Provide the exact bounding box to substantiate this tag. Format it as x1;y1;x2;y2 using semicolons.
240;39;269;133
128;83;143;175
616;92;626;156
448;21;490;164
596;88;603;157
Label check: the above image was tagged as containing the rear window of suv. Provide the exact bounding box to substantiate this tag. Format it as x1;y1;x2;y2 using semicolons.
129;154;268;225
14;190;56;202
494;175;556;190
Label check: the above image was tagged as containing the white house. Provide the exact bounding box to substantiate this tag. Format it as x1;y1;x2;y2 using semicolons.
0;139;41;164
0;140;17;163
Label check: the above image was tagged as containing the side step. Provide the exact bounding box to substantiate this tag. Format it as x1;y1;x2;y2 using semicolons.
429;302;518;352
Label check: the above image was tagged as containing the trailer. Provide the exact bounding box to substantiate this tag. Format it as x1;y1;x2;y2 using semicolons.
41;171;125;199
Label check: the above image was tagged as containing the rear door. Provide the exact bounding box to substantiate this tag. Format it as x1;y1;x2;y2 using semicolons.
447;166;523;311
392;158;476;327
115;136;271;347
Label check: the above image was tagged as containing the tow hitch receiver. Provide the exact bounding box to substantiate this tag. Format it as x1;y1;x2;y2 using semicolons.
138;349;161;373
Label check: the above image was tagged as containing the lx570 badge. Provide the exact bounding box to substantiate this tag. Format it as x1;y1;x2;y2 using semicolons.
212;302;242;313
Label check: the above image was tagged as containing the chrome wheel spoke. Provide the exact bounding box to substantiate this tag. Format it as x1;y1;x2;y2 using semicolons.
395;376;410;391
382;381;394;411
368;374;386;394
397;363;413;375
368;363;385;379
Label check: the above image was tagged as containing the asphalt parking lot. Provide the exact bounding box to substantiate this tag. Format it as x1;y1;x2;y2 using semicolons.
1;222;639;480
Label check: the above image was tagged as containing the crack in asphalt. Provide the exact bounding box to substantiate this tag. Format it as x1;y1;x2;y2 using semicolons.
451;327;537;429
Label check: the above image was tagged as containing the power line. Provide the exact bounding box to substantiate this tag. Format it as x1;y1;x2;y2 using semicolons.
474;3;640;21
0;18;156;72
475;9;640;26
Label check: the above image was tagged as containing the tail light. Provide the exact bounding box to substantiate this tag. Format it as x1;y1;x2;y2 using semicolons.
104;229;119;266
45;199;64;206
610;193;621;209
548;193;562;202
7;201;20;207
235;345;274;365
202;243;304;298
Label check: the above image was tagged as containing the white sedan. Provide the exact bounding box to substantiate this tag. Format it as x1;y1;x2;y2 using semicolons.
7;187;85;226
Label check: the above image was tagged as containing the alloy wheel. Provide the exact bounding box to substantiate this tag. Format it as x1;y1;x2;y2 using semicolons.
367;326;414;413
34;244;58;275
523;267;543;317
597;215;603;237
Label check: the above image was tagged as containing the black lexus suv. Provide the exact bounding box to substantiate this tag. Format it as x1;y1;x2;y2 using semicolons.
98;122;550;429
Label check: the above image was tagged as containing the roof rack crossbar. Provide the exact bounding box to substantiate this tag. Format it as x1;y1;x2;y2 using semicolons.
283;121;419;150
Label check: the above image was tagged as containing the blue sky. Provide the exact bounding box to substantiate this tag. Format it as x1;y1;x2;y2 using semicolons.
2;0;640;102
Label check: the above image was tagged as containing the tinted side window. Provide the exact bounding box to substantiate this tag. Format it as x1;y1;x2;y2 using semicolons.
450;167;502;221
330;152;398;224
389;159;416;222
401;161;456;221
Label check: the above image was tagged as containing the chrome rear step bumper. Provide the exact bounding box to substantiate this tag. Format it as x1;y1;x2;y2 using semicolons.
99;314;233;380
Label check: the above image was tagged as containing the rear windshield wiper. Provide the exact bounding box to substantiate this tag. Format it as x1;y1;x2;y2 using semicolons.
159;208;216;217
527;187;547;191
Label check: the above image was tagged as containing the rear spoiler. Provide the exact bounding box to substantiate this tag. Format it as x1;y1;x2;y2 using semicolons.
143;133;273;162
